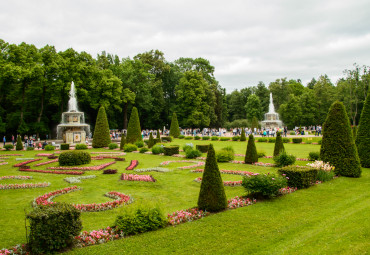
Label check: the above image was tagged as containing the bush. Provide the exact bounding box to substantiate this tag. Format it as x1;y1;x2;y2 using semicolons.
185;136;193;140
126;107;142;144
27;203;82;254
185;149;202;159
59;151;91;166
197;144;227;212
216;150;235;162
304;140;313;144
16;135;23;151
161;136;172;142
282;138;290;143
154;138;161;144
123;143;138;152
103;169;118;174
60;143;69;150
114;206;167;236
273;132;285;157
139;147;149;153
75;143;88;150
169;112;180;138
108;143;119;150
183;143;194;152
196;144;209;153
321;101;361;177
178;135;185;139
152;144;164;155
292;138;302;144
257;138;267;142
273;151;296;167
245;134;258;164
202;136;210;140
44;145;55;151
232;136;240;141
163;146;179;156
356;93;370;168
211;136;219;141
257;151;266;158
268;138;276;143
278;166;318;189
318;139;322;145
222;146;234;153
240;129;246;141
120;134;126;150
317;169;335;182
289;131;295;135
135;140;144;148
308;151;320;161
4;144;14;151
92;106;111;148
194;136;201;140
242;173;287;198
27;147;35;151
220;137;230;141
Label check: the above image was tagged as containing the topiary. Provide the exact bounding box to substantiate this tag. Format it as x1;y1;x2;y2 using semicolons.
321;101;361;177
240;128;246;141
119;134;126;150
108;143;119;150
92;106;111;148
147;133;155;148
273;132;285;157
273;151;296;167
157;129;161;139
75;143;88;150
169;112;180;138
16;135;23;151
60;143;69;150
123;143;138;152
245;134;258;164
126;107;142;144
59;151;91;166
197;144;227;212
44;145;55;151
356;93;370;168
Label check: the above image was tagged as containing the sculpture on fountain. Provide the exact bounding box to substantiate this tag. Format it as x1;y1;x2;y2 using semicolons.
261;93;283;129
56;82;90;144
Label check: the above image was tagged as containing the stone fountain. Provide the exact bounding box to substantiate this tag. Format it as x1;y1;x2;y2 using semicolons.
56;82;90;144
261;93;283;129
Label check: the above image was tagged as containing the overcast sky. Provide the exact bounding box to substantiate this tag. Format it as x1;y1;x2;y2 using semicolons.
1;0;369;92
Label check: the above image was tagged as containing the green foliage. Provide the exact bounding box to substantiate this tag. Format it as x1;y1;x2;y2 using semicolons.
197;144;227;212
178;135;185;139
184;136;193;140
216;150;235;162
4;144;14;151
289;131;295;135
114;206;167;236
245;94;263;121
245;134;258;164
273;151;296;167
16;135;23;151
183;143;194;152
163;146;179;156
135;140;144;148
211;136;219;141
257;150;266;158
139;147;149;153
147;133;155;148
161;136;173;142
268;138;276;143
240;129;246;141
26;147;35;151
308;152;320;161
251;116;259;131
75;143;88;150
196;144;209;153
278;166;318;189
242;173;287;198
317;169;335;182
92;106;111;148
59;151;91;166
60;143;69;150
194;136;201;140
220;137;230;141
292;138;302;144
123;143;138;152
44;145;55;151
126;107;142;144
152;144;164;154
169;112;180;138
282;138;290;143
257;138;267;142
156;130;161;139
108;143;119;150
232;136;240;141
273;132;285;156
202;136;210;140
27;203;82;254
356;93;370;167
321;101;361;177
185;149;202;159
120;135;126;150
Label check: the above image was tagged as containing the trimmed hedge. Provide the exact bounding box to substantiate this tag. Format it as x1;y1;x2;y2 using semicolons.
59;151;91;166
4;144;14;151
202;136;210;140
92;106;111;148
278;166;318;189
126;107;142;144
232;136;240;141
282;137;290;143
75;143;88;150
44;145;55;151
220;137;230;141
292;138;302;144
16;135;23;150
27;203;82;254
178;135;185;139
196;144;209;153
161;136;173;142
163;146;179;156
211;136;219;141
185;136;193;140
123;144;138;152
245;134;258;164
60;143;70;150
108;143;119;150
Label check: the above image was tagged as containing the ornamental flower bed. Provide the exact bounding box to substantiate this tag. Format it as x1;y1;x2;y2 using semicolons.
263;155;309;161
278;187;298;195
227;196;256;209
307;161;335;171
74;226;124;248
126;160;139;170
172;154;186;158
159;160;205;169
47;161;116;171
0;162;9;166
230;160;245;164
0;154;23;156
36;153;54;157
234;154;246;157
194;177;242;187
0;182;50;190
167;208;210;226
90;152;126;155
19;168;84;175
0;175;32;180
134;167;172;173
0;244;28;255
34;159;59;166
120;173;156;182
13;158;42;167
191;169;258;177
252;162;276;167
64;175;96;184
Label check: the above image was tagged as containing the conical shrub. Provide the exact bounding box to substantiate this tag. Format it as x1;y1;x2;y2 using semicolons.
240;128;246;141
119;134;126;150
126;107;142;144
244;134;258;164
92;106;111;148
356;93;370;167
197;144;227;212
320;101;361;177
148;132;155;148
273;132;285;156
157;129;161;139
169;112;180;138
16;135;23;151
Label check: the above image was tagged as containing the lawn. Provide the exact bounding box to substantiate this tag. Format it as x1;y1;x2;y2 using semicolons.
1;139;368;254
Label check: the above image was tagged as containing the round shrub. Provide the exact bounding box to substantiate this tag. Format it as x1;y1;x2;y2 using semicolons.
232;136;240;141
185;149;202;159
139;147;149;153
135;140;144;148
184;136;193;140
211;136;219;141
257;138;267;142
75;143;88;150
44;145;55;151
308;151;320;161
268;138;276;143
194;136;201;140
60;143;70;150
257;150;266;158
282;138;290;143
242;173;287;198
59;151;91;166
108;143;119;150
152;144;164;155
27;147;35;151
216;150;235;162
273;151;296;167
4;144;14;151
292;138;302;144
220;137;230;141
123;143;138;152
183;143;194;152
178;135;185;139
202;136;210;140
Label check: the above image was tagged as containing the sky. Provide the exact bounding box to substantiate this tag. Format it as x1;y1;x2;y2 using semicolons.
1;0;370;92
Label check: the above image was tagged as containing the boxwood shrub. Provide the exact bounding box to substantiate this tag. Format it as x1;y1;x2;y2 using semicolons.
196;144;209;153
202;136;210;140
185;149;202;159
75;143;88;150
184;136;193;140
220;137;230;141
59;151;91;166
308;151;320;161
60;143;69;150
108;143;119;150
282;138;290;143
178;135;185;139
216;150;235;162
211;136;219;141
273;151;296;167
194;136;201;140
135;140;144;148
44;145;55;151
123;143;138;152
152;144;164;154
278;166;318;189
27;147;35;151
161;136;173;142
4;144;14;151
232;136;240;141
257;138;267;142
292;138;303;144
163;146;179;156
268;138;276;143
139;147;149;153
242;173;287;198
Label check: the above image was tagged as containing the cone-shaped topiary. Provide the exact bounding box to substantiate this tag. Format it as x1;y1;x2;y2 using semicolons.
169;112;180;138
356;93;370;167
273;132;285;157
320;101;361;177
16;135;23;151
240;128;246;141
157;129;161;139
245;134;258;164
126;107;142;144
148;132;155;148
92;106;111;148
197;144;227;212
120;134;126;150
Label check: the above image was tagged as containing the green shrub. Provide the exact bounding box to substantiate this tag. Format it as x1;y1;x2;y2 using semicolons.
273;151;296;167
44;145;55;151
92;106;111;148
59;151;91;166
27;203;82;254
120;135;126;150
152;144;164;154
282;138;290;143
222;146;234;153
216;150;235;162
163;146;179;156
202;136;210;140
154;138;161;144
147;133;155;148
232;136;240;141
317;169;335;182
245;134;258;164
220;137;230;141
257;138;267;142
257;151;266;158
240;129;246;141
161;136;172;142
184;136;193;140
198;144;227;212
178;135;185;139
318;139;322;145
185;149;202;159
123;143;138;152
211;136;219;141
16;135;23;150
135;140;144;148
196;144;209;153
126;107;142;144
27;147;35;151
289;131;295;135
268;138;276;143
60;143;69;150
114;206;167;236
156;129;161;140
194;136;201;140
308;152;320;161
139;147;149;153
169;112;180;138
278;166;318;189
75;143;88;150
242;173;287;198
273;132;285;157
183;143;194;152
108;143;119;150
292;138;302;144
321;101;361;177
356;93;370;168
4;144;14;151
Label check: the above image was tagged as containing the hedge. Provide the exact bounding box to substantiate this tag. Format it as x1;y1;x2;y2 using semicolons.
196;144;209;153
59;151;91;166
163;146;179;156
292;138;302;144
60;143;70;150
278;166;318;189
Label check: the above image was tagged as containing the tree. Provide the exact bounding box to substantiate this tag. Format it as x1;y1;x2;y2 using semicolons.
279;94;302;129
251;116;259;131
313;75;335;125
16;135;23;151
148;132;155;148
320;101;361;177
92;106;111;148
245;94;262;121
126;107;142;144
355;93;370;167
244;134;258;164
273;132;285;156
268;78;290;111
169;112;180;138
240;128;246;141
197;144;227;212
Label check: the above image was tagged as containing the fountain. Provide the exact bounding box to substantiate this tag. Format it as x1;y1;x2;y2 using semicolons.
56;82;90;144
261;93;283;129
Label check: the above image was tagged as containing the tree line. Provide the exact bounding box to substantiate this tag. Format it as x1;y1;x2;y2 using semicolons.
0;39;369;139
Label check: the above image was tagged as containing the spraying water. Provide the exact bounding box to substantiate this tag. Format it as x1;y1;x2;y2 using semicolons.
68;81;78;112
268;93;276;114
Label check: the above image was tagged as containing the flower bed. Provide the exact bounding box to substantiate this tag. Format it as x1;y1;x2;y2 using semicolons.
64;175;96;184
13;158;42;167
191;169;258;177
47;161;115;171
227;196;256;209
278;187;298;195
234;154;246;157
194;177;242;186
74;226;124;247
120;173;156;182
90;152;126;155
0;244;27;255
134;167;172;173
34;159;59;166
0;154;23;156
126;160;139;170
0;175;32;180
171;154;186;158
0;182;50;190
252;162;276;167
230;160;245;164
19;168;84;175
36;153;54;157
159;160;205;169
0;162;9;166
263;155;310;161
167;208;210;226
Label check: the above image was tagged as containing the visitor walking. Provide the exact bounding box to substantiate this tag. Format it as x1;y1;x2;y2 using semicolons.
12;135;15;145
3;136;6;147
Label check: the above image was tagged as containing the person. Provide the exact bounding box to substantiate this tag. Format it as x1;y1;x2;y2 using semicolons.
3;136;5;147
12;135;15;146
